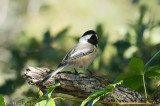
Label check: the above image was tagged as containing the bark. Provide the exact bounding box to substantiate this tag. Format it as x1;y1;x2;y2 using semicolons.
24;66;159;105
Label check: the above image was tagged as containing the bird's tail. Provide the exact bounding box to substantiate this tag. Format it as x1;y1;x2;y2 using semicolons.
41;66;65;83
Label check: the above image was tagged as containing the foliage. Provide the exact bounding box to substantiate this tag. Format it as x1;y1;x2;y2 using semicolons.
0;1;160;105
0;27;70;97
0;95;5;106
81;80;123;106
116;50;160;100
19;83;61;106
145;65;160;79
95;24;108;72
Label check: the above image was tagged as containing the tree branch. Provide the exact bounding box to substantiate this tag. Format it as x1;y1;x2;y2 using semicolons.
24;66;159;105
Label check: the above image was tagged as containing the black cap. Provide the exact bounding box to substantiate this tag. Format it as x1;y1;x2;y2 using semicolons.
82;30;96;37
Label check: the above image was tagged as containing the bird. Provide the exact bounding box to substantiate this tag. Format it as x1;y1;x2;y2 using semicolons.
41;30;98;83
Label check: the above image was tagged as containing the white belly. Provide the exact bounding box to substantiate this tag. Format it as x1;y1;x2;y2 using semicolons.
70;47;97;69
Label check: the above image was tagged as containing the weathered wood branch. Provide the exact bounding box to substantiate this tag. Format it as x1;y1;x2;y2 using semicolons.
24;66;159;105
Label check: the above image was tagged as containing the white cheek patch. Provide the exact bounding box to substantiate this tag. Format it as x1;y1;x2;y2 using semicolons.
79;34;92;43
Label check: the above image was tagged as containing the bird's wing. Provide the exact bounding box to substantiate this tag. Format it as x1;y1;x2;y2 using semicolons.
62;43;95;61
70;48;94;60
59;43;96;67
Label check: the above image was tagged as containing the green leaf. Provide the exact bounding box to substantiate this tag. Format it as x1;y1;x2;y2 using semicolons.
81;90;106;106
46;98;55;106
116;72;143;90
37;96;46;103
0;95;5;106
106;80;123;91
145;65;160;78
36;100;46;106
145;65;160;73
129;57;144;74
87;95;104;106
45;83;60;97
124;75;143;90
116;72;139;82
38;89;43;97
81;81;123;106
36;98;55;106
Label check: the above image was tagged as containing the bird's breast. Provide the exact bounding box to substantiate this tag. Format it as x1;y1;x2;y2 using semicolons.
71;47;97;69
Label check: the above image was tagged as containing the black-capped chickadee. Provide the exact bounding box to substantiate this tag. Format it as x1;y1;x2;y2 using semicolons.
41;30;98;83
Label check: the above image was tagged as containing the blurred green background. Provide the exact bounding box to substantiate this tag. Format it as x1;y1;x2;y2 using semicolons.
0;0;160;105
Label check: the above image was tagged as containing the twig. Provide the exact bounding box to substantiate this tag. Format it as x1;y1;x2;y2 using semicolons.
52;96;153;105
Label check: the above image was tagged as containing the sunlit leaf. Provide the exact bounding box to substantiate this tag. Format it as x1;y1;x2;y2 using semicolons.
0;95;5;106
106;80;123;91
45;83;60;98
36;98;55;106
36;99;46;106
46;98;55;106
38;89;43;97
